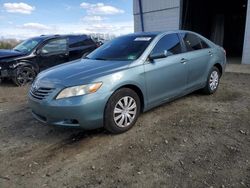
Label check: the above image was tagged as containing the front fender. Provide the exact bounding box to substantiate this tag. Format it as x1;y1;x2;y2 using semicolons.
111;80;145;94
10;61;39;73
104;68;147;111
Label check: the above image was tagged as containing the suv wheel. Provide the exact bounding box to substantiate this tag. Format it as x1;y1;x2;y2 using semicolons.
202;66;221;94
104;88;141;134
12;66;36;86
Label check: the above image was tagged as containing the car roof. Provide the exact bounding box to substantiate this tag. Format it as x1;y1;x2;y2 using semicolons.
127;30;195;37
130;31;162;37
29;34;89;41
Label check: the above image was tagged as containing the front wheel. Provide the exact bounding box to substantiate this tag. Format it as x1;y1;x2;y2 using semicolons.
104;88;141;134
12;66;36;86
202;66;221;95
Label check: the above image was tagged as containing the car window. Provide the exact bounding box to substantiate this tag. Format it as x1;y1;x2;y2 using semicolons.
70;39;95;48
180;33;203;51
151;33;182;56
84;39;95;45
200;39;210;49
13;38;42;53
69;36;87;44
41;38;67;54
87;35;155;61
69;36;94;48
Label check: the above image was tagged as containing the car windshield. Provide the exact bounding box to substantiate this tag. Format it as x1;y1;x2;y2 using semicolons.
13;38;42;53
87;35;155;61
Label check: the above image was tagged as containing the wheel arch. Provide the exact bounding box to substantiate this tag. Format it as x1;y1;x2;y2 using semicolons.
113;84;145;112
213;63;223;77
12;61;39;74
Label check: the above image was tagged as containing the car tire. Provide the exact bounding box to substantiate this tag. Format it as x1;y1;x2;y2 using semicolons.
104;88;141;134
202;66;221;95
12;66;36;86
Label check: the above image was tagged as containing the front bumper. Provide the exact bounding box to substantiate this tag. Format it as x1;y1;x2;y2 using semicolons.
28;90;110;130
0;69;13;78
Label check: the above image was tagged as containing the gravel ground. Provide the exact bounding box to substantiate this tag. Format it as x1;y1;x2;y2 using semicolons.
0;72;249;188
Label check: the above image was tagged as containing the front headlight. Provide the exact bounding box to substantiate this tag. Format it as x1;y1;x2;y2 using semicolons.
56;82;102;99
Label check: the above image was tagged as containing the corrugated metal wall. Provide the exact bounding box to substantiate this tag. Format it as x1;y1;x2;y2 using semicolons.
134;0;249;64
242;0;250;64
133;0;181;32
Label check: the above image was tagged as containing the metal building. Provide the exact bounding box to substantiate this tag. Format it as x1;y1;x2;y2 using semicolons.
133;0;250;64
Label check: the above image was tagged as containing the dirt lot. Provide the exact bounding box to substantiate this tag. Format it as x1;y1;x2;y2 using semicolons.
0;72;249;188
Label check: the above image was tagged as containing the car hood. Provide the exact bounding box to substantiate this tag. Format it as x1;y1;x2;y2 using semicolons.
36;59;132;87
0;49;25;60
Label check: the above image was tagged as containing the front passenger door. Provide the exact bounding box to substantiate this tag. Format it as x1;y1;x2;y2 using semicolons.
144;33;188;108
37;38;69;71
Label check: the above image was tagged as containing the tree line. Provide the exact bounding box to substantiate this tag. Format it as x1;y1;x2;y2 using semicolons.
0;40;20;49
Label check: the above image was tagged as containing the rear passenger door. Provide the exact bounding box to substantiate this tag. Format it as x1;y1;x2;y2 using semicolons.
144;33;188;107
179;33;211;90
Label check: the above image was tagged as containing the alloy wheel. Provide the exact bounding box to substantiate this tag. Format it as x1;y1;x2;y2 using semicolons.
16;69;35;86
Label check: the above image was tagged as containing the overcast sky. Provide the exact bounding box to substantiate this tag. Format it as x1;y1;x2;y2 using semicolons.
0;0;133;39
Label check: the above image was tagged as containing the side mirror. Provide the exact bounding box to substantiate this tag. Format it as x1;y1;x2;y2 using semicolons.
149;50;168;60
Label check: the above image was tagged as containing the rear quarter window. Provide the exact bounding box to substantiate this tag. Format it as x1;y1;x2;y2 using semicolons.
200;39;210;49
180;33;203;51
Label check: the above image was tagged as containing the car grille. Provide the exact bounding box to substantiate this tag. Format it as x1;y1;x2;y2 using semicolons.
30;87;55;100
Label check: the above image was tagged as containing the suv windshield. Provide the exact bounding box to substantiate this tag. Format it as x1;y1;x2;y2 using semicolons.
87;35;155;61
13;38;42;53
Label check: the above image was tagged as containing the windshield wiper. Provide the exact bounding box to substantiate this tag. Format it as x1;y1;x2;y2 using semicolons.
13;49;22;52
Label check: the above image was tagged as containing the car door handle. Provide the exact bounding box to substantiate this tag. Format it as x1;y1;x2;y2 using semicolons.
59;54;65;57
208;51;213;56
59;53;68;57
180;58;188;64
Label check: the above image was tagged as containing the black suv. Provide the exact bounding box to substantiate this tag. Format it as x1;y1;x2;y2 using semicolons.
0;34;98;86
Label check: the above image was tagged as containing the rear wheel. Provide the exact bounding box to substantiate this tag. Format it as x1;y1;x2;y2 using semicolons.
202;66;221;94
104;88;141;134
12;66;36;86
